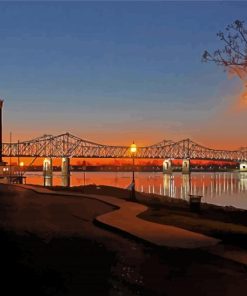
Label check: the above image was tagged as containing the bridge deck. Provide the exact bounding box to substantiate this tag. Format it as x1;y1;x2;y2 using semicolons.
2;133;247;161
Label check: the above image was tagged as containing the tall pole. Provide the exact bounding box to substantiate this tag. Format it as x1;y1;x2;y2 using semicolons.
131;155;136;200
130;142;137;201
0;99;3;163
17;140;20;176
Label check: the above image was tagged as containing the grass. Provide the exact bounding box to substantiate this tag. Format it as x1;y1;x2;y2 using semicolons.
139;207;247;248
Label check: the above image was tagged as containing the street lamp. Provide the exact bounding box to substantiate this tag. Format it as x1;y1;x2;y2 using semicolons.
19;161;24;176
17;161;25;184
130;142;137;201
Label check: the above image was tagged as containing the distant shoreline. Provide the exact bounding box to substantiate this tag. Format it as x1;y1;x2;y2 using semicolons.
24;167;239;173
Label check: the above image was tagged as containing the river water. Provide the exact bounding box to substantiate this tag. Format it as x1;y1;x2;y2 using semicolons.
25;171;247;210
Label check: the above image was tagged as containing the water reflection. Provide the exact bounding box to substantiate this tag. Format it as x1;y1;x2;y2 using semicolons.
25;171;247;210
162;173;245;200
44;176;52;187
239;172;247;192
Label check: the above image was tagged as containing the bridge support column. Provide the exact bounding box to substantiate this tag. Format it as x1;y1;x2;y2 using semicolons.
239;162;247;172
163;159;173;174
43;158;53;186
182;159;190;174
61;157;70;187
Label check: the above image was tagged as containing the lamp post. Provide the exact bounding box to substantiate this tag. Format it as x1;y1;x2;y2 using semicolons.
19;161;25;184
19;161;24;176
130;142;137;201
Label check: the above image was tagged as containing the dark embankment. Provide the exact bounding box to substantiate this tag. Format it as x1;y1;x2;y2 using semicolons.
1;184;247;295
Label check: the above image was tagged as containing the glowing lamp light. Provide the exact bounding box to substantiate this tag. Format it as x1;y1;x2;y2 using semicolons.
19;162;24;167
130;142;137;154
130;142;137;201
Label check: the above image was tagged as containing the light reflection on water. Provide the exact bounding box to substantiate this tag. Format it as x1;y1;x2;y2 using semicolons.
25;171;247;210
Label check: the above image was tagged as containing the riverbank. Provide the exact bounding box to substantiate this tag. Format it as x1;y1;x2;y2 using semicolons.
22;170;247;210
51;184;247;248
1;183;247;295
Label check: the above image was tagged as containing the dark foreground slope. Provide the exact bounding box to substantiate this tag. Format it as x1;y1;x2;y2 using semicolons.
1;184;247;296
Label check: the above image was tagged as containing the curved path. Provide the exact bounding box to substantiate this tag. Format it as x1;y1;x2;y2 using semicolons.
16;184;220;249
94;199;220;249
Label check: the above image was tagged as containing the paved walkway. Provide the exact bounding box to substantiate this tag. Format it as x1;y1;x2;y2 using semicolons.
16;184;220;249
95;200;220;249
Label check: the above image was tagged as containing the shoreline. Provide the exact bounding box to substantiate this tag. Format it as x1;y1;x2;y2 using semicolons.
12;170;247;210
50;183;247;211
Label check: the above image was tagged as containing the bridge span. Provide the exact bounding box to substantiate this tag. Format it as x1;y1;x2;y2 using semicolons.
2;132;247;161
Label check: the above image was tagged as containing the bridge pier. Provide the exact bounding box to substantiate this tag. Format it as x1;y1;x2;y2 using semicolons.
239;162;247;172
182;159;190;174
163;159;173;174
43;158;53;186
61;157;70;187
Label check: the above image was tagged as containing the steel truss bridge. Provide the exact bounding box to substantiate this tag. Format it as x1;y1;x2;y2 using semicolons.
2;132;247;162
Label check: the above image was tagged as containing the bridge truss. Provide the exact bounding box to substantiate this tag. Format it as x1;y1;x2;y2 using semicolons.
2;132;247;162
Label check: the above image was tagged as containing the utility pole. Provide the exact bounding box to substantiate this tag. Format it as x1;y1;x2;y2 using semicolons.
9;132;12;179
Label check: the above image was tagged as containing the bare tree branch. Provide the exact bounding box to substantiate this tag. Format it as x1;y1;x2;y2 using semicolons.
202;20;247;79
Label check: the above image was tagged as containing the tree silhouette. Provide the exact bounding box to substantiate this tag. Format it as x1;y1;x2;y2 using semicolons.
202;20;247;80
